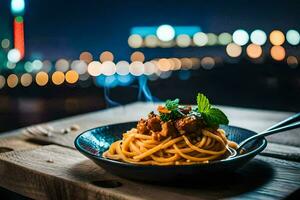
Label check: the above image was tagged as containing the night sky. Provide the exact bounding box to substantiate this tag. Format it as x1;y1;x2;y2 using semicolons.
1;0;300;60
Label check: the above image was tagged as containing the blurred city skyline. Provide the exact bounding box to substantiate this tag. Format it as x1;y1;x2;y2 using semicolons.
1;0;300;60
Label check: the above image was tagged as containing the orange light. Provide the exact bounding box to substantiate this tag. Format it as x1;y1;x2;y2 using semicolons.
65;70;79;84
79;52;93;63
149;60;160;74
226;43;242;58
167;58;175;70
7;74;18;88
14;16;25;59
20;73;32;87
130;51;145;62
246;44;263;59
180;58;193;69
52;71;65;85
35;72;49;86
170;58;182;70
99;51;114;62
158;58;171;71
270;46;285;61
270;30;285;46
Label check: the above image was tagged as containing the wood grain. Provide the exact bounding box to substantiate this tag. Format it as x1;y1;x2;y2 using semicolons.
0;136;38;152
262;143;300;162
0;145;299;200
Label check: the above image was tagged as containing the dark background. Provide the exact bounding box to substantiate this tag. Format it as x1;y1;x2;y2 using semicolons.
1;0;300;59
0;0;300;133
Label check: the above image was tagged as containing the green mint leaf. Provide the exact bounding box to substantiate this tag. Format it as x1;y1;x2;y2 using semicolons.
159;98;182;122
165;98;179;110
202;108;229;127
197;93;211;113
160;113;170;122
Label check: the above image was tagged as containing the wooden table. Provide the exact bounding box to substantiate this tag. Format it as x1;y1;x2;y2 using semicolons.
0;102;299;200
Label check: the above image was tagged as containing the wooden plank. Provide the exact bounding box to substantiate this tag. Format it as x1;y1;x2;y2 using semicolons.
0;136;39;152
0;145;299;200
262;143;300;162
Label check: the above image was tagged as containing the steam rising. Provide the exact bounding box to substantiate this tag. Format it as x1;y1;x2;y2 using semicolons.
104;76;158;107
104;87;121;107
138;76;153;102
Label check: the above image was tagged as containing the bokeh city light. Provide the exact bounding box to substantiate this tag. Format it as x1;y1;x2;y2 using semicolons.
232;29;249;46
35;72;49;86
270;46;286;61
20;73;32;87
128;34;143;48
65;70;79;84
156;25;175;42
193;32;208;46
7;74;18;88
11;0;25;15
226;43;242;57
286;30;300;45
52;71;65;85
246;44;263;59
250;30;267;45
270;30;285;46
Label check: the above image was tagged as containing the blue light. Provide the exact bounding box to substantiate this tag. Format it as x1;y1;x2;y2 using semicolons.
11;0;25;15
117;75;134;86
95;75;105;87
286;30;300;45
175;26;201;36
131;27;157;37
131;26;202;37
95;75;118;88
138;76;153;102
105;75;118;88
178;70;191;80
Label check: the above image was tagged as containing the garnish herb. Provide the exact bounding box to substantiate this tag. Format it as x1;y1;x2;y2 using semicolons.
159;98;183;122
197;93;229;127
159;93;229;127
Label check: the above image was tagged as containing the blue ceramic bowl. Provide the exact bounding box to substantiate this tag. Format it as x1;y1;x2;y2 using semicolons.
74;122;267;182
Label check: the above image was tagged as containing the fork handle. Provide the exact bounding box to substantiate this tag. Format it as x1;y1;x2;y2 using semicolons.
237;114;300;151
266;113;300;131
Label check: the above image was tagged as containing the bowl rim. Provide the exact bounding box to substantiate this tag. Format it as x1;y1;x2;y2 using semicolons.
74;121;268;168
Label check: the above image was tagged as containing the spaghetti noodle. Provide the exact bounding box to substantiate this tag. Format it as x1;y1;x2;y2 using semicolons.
103;94;238;165
103;128;237;165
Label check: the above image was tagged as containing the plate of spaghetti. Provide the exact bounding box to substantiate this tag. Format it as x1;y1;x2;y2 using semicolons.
75;93;267;181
